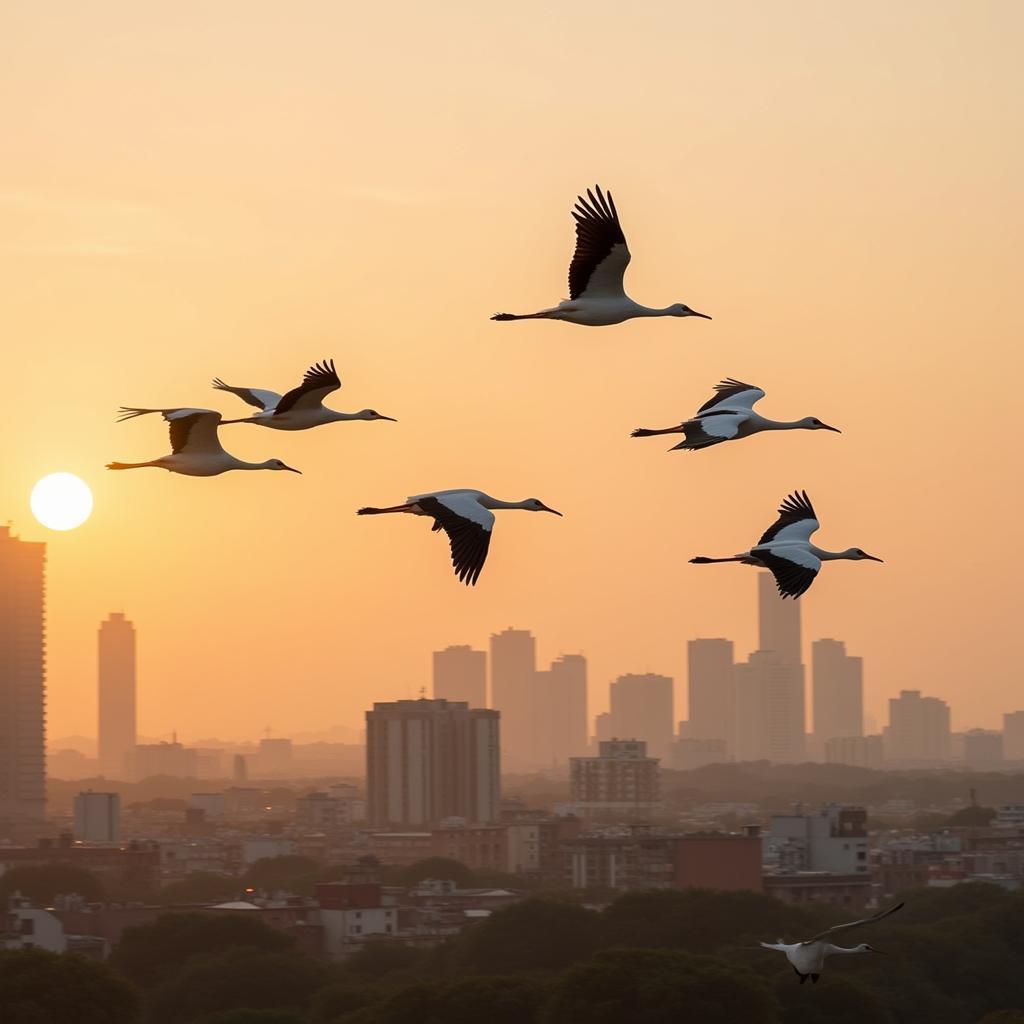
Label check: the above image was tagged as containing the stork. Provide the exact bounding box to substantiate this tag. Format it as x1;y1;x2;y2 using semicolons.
632;378;839;451
108;408;301;476
357;489;561;585
491;185;710;327
760;902;904;984
215;359;395;430
690;490;882;598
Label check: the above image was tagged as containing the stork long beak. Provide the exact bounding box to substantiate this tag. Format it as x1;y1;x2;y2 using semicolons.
689;310;712;320
378;415;398;422
865;554;883;562
870;948;887;955
540;504;563;516
821;423;842;433
283;465;302;474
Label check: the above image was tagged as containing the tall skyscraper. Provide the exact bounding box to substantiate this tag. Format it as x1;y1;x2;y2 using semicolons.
433;645;487;707
0;526;47;838
365;698;499;826
884;690;951;764
533;654;588;764
1004;711;1024;762
811;639;863;755
758;572;801;665
608;673;674;763
687;639;735;751
733;651;806;763
98;612;136;777
489;627;536;769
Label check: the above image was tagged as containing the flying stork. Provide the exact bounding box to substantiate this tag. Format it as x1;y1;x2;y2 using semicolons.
491;185;711;326
357;489;562;585
689;490;882;598
214;359;395;430
632;378;840;451
108;408;301;476
760;902;904;984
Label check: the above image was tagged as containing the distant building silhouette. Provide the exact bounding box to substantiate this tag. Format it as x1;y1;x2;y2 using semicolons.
98;612;136;778
811;639;863;757
671;736;728;770
533;654;588;764
258;737;293;776
365;698;499;826
758;571;801;666
1004;711;1024;762
0;526;47;838
825;735;883;769
569;739;660;816
962;729;1003;769
432;644;487;707
232;753;248;782
687;639;734;753
593;711;613;749
133;741;198;779
609;673;674;763
489;627;536;769
884;690;951;765
733;651;806;763
74;791;120;842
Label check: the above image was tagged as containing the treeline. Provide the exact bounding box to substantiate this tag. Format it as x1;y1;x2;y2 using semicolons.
3;883;1024;1022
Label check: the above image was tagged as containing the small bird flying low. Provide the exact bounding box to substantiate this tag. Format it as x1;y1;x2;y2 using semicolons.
214;359;395;430
632;378;840;451
690;490;881;598
357;489;562;585
760;901;904;984
108;408;301;477
491;185;710;327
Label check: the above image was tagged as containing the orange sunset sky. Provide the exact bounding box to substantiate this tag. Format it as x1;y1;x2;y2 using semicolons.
1;1;1021;744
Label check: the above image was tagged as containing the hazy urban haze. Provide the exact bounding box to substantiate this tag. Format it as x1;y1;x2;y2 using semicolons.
1;1;1021;743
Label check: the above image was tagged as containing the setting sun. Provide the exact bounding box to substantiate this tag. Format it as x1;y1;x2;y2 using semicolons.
30;473;93;531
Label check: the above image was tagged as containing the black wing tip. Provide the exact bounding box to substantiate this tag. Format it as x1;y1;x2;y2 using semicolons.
211;377;228;389
779;489;815;516
304;358;339;382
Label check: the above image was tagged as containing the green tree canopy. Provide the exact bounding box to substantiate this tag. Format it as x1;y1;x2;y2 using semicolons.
358;975;549;1024
149;947;328;1024
455;897;599;974
397;857;475;888
541;947;780;1024
109;911;292;988
344;941;423;978
946;805;997;827
157;871;242;905
0;864;104;903
242;855;320;893
0;947;139;1024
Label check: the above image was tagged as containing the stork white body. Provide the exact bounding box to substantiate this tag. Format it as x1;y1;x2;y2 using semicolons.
632;379;840;451
108;408;301;477
690;490;882;598
760;901;904;984
491;185;710;327
357;488;561;586
214;359;395;431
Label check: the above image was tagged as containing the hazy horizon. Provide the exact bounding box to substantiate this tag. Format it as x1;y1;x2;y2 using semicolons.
2;0;1021;741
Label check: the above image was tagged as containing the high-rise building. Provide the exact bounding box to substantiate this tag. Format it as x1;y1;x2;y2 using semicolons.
962;729;1003;769
671;736;728;770
733;651;806;763
433;645;487;707
74;791;120;842
133;741;199;779
884;690;951;765
569;739;660;815
758;572;801;665
811;639;863;756
1004;711;1024;762
0;526;47;838
365;698;499;826
609;673;674;763
98;612;136;778
533;654;588;765
258;737;293;776
593;712;613;747
687;639;734;751
489;627;536;769
825;735;884;769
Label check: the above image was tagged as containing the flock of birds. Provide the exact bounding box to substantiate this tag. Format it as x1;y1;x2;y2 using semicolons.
110;183;880;601
107;183;900;978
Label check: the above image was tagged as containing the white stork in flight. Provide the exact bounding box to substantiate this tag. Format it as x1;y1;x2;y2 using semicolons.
632;378;840;451
491;185;710;327
357;489;562;586
108;408;301;476
214;359;395;430
760;901;904;984
690;490;882;598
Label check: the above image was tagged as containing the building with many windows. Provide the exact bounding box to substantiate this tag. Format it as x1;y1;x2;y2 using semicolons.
569;739;660;816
